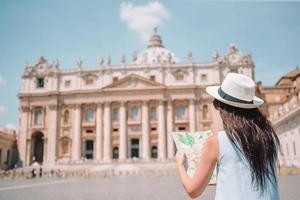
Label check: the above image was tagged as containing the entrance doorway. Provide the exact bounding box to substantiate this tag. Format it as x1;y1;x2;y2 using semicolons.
32;132;44;164
130;138;140;158
84;140;94;159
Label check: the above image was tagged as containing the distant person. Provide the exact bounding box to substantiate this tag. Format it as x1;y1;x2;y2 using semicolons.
30;158;40;178
176;73;280;199
39;167;43;178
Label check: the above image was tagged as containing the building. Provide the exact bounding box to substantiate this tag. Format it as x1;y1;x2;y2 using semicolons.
0;128;18;170
18;29;255;167
260;67;300;167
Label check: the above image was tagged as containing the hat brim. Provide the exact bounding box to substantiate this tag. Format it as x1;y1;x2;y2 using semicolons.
205;86;264;109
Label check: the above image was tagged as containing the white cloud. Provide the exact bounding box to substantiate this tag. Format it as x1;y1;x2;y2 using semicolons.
5;123;16;130
0;74;6;87
120;1;170;43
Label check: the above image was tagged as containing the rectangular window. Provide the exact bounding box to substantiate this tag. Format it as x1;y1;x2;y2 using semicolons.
86;130;93;134
36;77;45;88
201;74;207;82
176;73;184;81
34;109;43;125
286;143;289;156
151;127;157;131
113;128;119;132
64;80;71;88
85;78;94;85
113;77;118;82
179;127;186;131
150;75;155;81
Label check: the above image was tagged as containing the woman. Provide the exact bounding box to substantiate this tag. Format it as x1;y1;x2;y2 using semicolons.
176;73;280;199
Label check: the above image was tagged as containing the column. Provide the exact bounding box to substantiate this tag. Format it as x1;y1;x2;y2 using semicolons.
189;99;196;132
72;104;81;161
158;100;166;160
26;141;31;166
47;104;59;165
142;100;150;160
167;100;175;159
19;106;30;166
103;102;112;162
119;101;127;161
95;103;103;161
195;99;201;131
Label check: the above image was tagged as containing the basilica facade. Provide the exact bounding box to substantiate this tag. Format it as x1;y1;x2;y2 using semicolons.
18;30;255;166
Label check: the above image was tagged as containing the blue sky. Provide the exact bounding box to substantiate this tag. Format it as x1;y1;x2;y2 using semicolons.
0;0;300;128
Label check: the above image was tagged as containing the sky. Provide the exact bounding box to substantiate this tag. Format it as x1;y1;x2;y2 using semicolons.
0;0;300;128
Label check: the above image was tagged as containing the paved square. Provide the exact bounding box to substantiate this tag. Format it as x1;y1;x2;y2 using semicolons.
0;175;299;200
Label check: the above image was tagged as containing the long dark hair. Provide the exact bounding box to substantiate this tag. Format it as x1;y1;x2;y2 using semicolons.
213;99;279;192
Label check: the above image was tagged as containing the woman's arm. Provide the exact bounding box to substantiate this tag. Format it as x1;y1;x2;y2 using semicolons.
176;134;219;199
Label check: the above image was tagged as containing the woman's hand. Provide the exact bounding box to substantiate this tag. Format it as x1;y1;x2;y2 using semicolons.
176;151;186;167
175;135;218;199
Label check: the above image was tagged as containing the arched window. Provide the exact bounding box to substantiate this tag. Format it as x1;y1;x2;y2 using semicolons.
85;76;94;85
150;107;157;121
112;108;119;122
177;105;185;119
129;106;139;120
151;146;158;158
34;109;43;125
63;110;69;124
175;71;184;81
203;105;209;120
36;77;45;88
112;147;119;159
85;108;94;122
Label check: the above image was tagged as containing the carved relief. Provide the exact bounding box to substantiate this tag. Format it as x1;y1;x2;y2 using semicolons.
48;104;59;111
21;106;31;112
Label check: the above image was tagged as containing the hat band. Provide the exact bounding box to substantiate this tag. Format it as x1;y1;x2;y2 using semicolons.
218;87;253;104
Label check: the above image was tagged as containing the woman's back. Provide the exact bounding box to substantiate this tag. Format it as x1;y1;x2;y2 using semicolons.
215;131;279;200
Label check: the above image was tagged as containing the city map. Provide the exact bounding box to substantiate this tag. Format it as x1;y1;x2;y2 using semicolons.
172;130;217;185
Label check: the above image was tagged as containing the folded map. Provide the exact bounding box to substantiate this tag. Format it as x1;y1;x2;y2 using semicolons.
172;130;217;185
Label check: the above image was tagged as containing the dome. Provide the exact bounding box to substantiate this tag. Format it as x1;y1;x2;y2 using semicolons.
135;28;179;65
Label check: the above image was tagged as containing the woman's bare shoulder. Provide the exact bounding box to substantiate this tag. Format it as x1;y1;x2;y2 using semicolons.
203;132;219;160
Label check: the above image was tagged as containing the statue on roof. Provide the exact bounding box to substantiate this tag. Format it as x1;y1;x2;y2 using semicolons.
132;51;137;63
52;58;59;68
120;54;125;64
168;52;172;63
142;53;148;64
98;56;104;66
212;50;219;61
188;52;193;63
106;55;111;65
37;56;47;64
76;58;83;68
228;43;238;54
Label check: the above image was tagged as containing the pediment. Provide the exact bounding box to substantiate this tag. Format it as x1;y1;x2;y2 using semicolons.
103;74;165;90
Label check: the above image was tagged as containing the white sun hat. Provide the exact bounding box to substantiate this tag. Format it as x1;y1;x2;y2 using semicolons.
205;73;264;109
